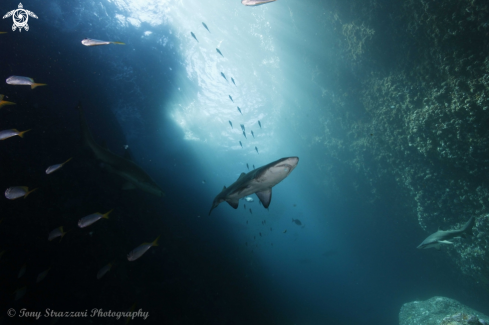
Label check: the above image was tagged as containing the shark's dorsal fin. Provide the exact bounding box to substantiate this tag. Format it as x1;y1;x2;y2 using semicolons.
227;198;239;209
256;188;272;208
237;173;246;181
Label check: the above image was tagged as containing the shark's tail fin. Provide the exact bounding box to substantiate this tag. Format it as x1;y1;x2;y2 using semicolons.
462;216;475;237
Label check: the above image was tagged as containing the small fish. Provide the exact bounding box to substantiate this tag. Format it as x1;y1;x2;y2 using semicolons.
78;209;113;228
81;38;125;46
240;124;245;132
246;163;249;170
243;131;247;139
258;120;262;128
18;263;26;278
221;72;227;81
125;303;137;325
46;157;72;175
259;232;262;237
292;218;302;225
0;32;7;34
229;120;233;129
237;107;242;115
0;128;30;140
229;95;234;102
216;48;223;57
246;220;248;224
190;32;198;42
202;22;210;32
242;0;276;5
5;186;37;200
250;208;252;214
251;130;255;138
36;267;51;283
239;141;243;148
97;262;114;279
244;204;247;209
127;236;159;261
48;226;67;241
0;94;16;109
231;77;236;85
253;164;255;169
255;146;259;154
14;286;26;301
6;76;46;89
283;229;287;233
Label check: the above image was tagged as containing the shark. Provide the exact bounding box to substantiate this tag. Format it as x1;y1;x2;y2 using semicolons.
76;101;164;197
208;157;299;215
417;216;475;249
242;0;276;6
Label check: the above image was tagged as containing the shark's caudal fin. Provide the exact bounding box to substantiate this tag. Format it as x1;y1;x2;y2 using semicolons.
461;216;475;236
256;188;272;208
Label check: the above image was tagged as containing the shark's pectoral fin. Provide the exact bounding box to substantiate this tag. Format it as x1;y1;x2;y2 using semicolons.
227;198;239;209
256;188;272;208
438;240;454;245
122;182;136;190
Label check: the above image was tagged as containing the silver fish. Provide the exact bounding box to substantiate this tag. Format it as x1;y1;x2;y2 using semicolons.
18;264;26;278
48;226;67;241
36;267;51;283
242;0;276;5
14;286;26;301
81;38;125;46
6;76;46;89
97;262;114;279
78;209;113;228
127;236;159;261
5;186;37;200
0;128;30;140
46;158;72;174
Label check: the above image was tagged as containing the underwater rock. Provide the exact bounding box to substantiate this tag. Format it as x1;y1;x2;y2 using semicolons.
399;296;489;325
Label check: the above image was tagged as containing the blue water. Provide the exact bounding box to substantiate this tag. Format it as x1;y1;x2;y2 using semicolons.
1;0;489;324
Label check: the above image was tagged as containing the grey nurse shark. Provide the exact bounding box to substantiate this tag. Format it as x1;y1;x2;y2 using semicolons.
76;102;164;196
417;216;475;249
209;157;299;215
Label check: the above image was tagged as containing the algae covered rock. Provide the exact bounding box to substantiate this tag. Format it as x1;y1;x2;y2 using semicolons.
399;296;489;325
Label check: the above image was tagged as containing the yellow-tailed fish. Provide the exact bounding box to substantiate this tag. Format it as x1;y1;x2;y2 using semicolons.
18;263;26;278
81;38;125;46
36;267;51;283
6;76;46;89
125;304;136;325
14;286;26;301
0;32;6;34
127;236;159;261
48;226;67;241
0;94;15;109
5;186;38;199
0;128;30;140
46;157;72;174
97;261;115;279
78;209;113;228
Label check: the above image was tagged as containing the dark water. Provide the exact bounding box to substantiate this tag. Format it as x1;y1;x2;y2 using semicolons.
1;0;489;324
